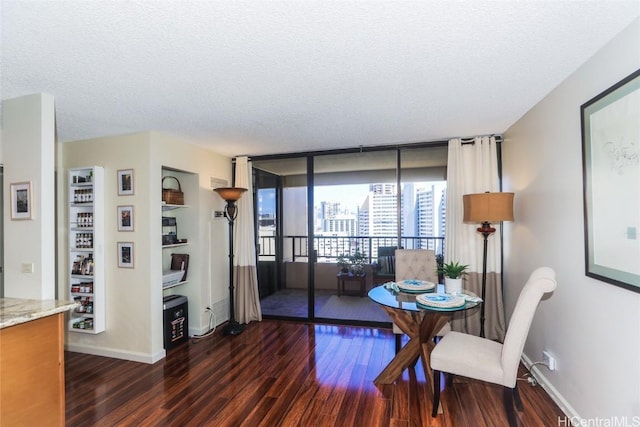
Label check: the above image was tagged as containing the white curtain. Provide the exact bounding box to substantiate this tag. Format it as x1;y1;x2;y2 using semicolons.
445;136;506;341
234;157;262;324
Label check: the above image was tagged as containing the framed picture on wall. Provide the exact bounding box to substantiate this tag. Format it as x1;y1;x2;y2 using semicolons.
117;169;134;196
10;181;33;220
117;242;134;268
117;205;134;231
581;68;640;293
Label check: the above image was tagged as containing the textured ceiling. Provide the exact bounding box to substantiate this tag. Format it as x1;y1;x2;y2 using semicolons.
1;1;639;158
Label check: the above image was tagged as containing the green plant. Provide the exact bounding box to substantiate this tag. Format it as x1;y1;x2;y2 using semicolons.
349;251;367;275
349;251;367;267
437;261;469;279
337;254;351;272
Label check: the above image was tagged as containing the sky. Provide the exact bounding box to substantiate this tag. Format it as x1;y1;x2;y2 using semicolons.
257;182;446;217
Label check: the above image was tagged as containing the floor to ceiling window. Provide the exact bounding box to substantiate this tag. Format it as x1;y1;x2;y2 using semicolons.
313;150;397;324
252;143;448;325
253;157;309;319
399;145;448;256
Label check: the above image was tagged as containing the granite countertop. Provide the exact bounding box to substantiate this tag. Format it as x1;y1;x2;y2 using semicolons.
0;297;78;329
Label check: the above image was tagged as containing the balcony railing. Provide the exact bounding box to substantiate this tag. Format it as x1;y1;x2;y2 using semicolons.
258;235;444;263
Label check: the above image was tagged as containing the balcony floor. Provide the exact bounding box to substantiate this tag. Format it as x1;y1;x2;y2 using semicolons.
260;288;391;323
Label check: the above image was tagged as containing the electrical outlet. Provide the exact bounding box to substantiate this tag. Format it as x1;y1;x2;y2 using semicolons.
542;350;557;371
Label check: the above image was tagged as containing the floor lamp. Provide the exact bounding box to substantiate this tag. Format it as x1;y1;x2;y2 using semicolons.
214;187;248;336
463;191;514;338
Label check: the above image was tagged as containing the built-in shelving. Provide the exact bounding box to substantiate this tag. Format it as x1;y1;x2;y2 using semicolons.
68;166;105;334
161;171;190;292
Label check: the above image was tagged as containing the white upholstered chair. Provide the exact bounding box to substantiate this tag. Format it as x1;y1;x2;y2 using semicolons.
393;249;449;351
395;249;439;284
430;267;557;427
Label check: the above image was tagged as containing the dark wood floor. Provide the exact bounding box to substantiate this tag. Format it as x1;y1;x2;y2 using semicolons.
65;320;564;426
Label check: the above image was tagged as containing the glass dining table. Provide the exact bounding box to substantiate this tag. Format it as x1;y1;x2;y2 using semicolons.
368;284;481;390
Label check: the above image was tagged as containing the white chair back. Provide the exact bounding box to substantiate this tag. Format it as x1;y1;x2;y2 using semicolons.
395;249;438;283
501;267;557;386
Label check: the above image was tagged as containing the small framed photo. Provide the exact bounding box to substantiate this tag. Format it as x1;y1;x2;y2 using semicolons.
117;205;134;231
117;169;134;196
117;242;134;268
10;181;33;220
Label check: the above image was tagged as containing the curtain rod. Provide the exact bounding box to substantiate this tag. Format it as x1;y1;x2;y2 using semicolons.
460;134;503;145
236;134;503;162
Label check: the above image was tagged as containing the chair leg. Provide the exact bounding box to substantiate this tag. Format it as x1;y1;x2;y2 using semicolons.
513;382;524;411
395;333;402;354
432;370;441;417
503;387;518;427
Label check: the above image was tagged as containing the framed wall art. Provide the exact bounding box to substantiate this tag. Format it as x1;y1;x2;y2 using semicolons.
10;181;33;220
117;242;134;268
117;205;134;231
581;68;640;293
117;169;134;196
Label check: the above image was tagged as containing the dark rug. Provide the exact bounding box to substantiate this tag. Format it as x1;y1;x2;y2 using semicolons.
260;289;389;323
316;295;390;322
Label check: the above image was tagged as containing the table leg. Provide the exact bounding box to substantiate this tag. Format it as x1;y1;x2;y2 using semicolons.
375;304;452;416
418;312;451;387
374;336;421;386
375;307;421;386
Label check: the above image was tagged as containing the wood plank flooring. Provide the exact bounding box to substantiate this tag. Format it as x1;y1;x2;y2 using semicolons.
65;320;564;426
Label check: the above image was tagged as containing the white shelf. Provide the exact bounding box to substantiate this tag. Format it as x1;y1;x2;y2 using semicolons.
162;203;189;211
70;182;94;188
162;243;189;249
68;166;105;334
162;280;189;290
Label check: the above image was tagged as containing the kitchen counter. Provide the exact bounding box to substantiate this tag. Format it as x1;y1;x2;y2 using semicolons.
0;297;78;329
0;297;78;426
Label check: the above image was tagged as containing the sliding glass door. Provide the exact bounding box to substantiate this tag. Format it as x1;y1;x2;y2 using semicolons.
253;157;309;319
313;151;397;324
251;144;448;324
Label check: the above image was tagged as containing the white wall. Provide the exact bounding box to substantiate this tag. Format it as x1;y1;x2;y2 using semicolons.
59;131;231;363
502;19;640;420
150;132;231;348
3;93;56;299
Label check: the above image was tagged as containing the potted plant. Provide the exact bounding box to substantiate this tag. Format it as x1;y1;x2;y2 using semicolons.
437;261;469;294
337;254;351;274
349;251;367;276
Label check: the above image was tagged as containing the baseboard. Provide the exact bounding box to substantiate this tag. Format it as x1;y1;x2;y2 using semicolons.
521;353;581;422
66;343;166;364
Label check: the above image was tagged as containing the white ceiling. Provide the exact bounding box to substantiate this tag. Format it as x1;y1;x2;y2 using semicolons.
1;1;639;158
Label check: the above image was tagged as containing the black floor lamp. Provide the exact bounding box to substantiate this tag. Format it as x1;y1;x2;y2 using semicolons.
463;191;514;338
214;187;247;336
